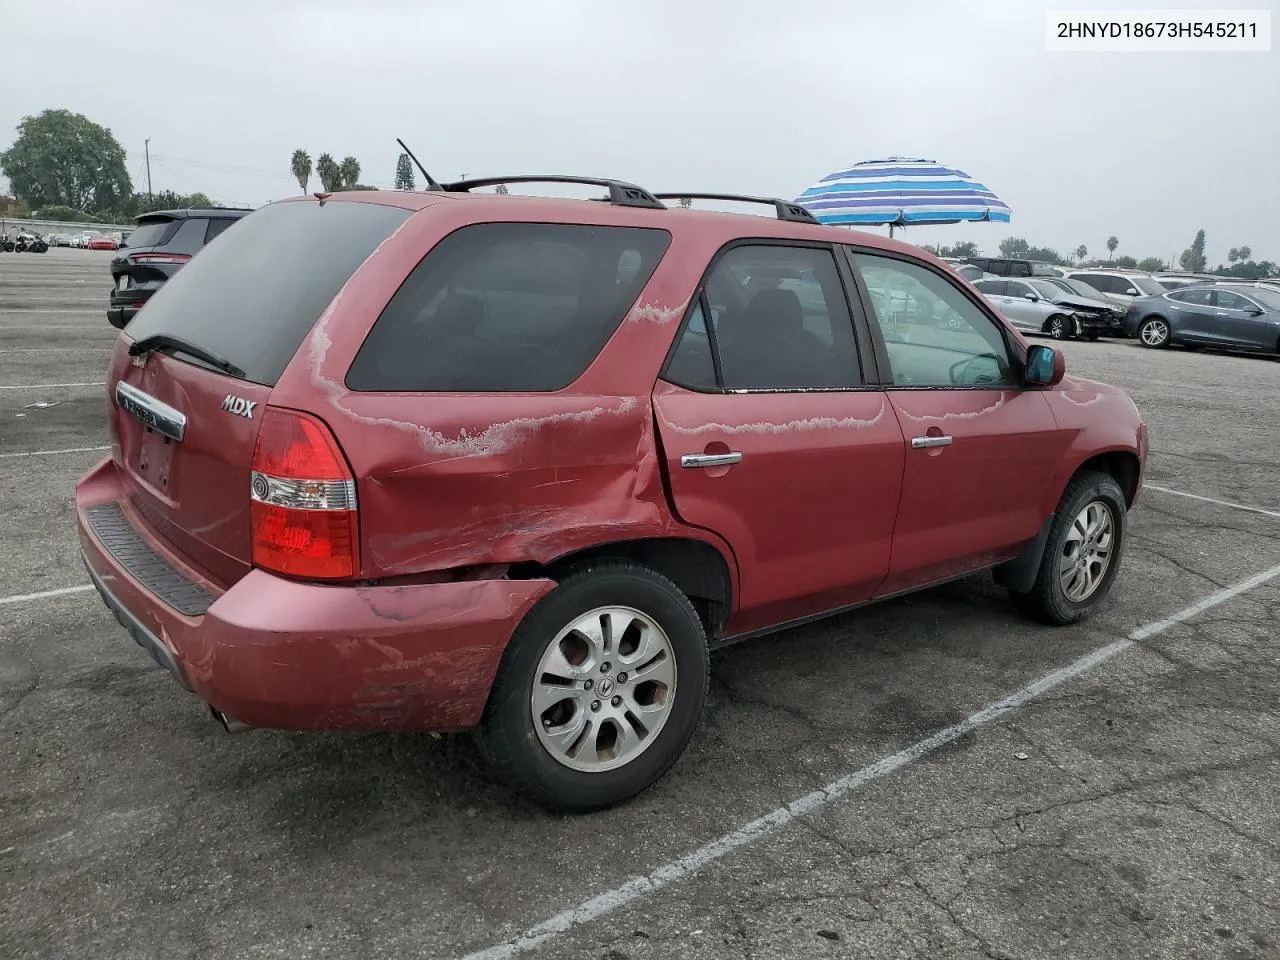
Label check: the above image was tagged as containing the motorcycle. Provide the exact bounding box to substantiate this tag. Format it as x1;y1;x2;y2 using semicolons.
14;232;48;253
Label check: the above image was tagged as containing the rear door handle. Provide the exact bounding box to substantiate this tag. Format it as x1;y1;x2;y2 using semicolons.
681;452;743;468
910;435;953;449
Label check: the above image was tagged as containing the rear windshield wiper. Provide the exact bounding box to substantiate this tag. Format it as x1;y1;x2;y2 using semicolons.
128;334;245;378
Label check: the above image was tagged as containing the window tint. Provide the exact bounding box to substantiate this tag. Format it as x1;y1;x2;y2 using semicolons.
988;260;1011;276
1005;281;1033;297
121;218;177;249
347;223;671;392
1008;261;1032;277
125;199;412;386
1172;288;1214;306
974;279;1005;295
854;253;1016;388
1213;290;1252;310
204;217;237;244
169;217;210;252
694;245;860;390
1074;274;1113;293
664;300;718;390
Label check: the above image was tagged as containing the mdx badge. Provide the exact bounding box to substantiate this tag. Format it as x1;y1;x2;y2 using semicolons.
222;395;257;419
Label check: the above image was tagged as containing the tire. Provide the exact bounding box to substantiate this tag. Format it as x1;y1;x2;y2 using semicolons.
1085;332;1100;341
1138;316;1170;348
475;561;710;812
1009;469;1127;626
1046;315;1070;340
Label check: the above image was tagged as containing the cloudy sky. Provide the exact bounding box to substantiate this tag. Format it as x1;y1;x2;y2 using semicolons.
3;0;1276;264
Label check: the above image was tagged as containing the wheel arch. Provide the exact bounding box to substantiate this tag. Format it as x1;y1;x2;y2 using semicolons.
519;536;736;640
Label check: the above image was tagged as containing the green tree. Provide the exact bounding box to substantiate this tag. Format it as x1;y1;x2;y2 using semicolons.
1227;247;1240;263
1113;255;1138;269
495;183;509;195
1074;244;1088;263
1238;245;1251;261
998;236;1030;258
1182;229;1207;272
1026;245;1064;264
1137;257;1165;272
1106;235;1118;260
135;190;214;214
290;149;311;194
316;153;339;192
944;240;978;258
0;108;132;213
338;156;361;190
394;153;415;191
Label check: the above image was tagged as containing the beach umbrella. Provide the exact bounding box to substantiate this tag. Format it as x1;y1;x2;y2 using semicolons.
794;157;1010;237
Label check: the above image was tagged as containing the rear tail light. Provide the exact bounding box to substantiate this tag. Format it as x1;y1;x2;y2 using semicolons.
250;407;358;579
130;252;191;265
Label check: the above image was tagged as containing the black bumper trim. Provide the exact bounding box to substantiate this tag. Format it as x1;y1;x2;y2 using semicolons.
83;552;193;691
84;503;216;616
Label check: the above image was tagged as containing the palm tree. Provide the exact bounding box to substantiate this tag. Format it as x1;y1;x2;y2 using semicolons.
290;150;312;194
1239;245;1252;261
1075;244;1088;264
339;157;361;190
316;153;338;192
678;197;692;208
1106;235;1118;260
495;184;509;195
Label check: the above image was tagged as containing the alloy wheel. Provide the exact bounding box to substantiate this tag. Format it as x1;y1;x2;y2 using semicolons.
1058;500;1116;603
1140;319;1169;347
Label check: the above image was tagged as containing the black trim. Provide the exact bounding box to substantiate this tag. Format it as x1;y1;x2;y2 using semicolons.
442;176;665;210
82;551;193;690
84;503;215;617
650;193;819;224
841;244;1034;390
992;518;1054;593
656;237;876;395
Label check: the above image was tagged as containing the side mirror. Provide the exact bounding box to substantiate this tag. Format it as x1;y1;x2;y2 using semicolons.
1245;306;1264;316
1125;288;1138;296
1025;344;1064;386
1024;293;1039;302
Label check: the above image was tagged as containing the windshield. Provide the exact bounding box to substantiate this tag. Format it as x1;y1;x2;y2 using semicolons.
1246;287;1280;309
1064;279;1105;298
1131;276;1165;296
124;199;412;385
1029;280;1067;299
1030;263;1062;276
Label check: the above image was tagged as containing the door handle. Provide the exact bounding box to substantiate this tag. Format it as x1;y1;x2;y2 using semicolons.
911;435;953;449
681;452;743;469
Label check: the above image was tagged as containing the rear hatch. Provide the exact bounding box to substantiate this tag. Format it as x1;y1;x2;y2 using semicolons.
109;198;413;586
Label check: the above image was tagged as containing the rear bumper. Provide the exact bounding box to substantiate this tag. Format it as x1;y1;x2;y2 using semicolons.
107;288;153;329
76;457;556;732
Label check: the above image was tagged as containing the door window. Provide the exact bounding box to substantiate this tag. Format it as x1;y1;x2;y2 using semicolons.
852;253;1017;388
665;244;860;390
973;279;1006;295
1213;290;1252;310
1171;288;1214;306
1005;280;1034;298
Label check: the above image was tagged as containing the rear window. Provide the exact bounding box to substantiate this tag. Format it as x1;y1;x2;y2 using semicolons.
124;199;411;386
122;219;178;249
346;222;671;392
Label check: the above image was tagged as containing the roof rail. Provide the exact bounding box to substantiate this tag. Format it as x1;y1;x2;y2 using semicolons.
651;193;819;224
442;176;665;210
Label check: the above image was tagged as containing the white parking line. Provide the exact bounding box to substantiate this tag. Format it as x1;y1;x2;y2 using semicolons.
0;446;109;459
1145;484;1280;521
461;560;1280;960
0;584;95;607
0;381;105;390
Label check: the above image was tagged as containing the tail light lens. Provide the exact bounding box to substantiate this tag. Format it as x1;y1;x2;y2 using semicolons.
130;253;191;265
250;407;358;579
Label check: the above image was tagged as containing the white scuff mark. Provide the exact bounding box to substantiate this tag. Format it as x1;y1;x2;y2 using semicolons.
671;399;886;436
892;390;1010;423
628;300;687;325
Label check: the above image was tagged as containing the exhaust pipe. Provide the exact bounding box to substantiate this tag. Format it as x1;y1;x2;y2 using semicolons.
209;704;252;734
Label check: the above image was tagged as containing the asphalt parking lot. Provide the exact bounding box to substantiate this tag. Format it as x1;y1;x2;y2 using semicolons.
2;248;1278;960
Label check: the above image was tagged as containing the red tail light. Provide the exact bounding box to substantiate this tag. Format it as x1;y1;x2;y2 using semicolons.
130;252;191;265
250;407;358;579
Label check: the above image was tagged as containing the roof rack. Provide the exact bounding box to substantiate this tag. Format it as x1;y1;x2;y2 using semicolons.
442;176;665;210
651;193;819;224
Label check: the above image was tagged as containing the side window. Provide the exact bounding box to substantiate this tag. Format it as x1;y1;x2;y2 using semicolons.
1008;261;1032;277
853;253;1016;389
974;279;1005;295
170;217;208;252
989;260;1011;276
701;245;860;390
346;223;671;392
1006;281;1032;298
1213;291;1250;310
1174;289;1213;306
204;218;236;244
664;300;717;390
1077;274;1112;293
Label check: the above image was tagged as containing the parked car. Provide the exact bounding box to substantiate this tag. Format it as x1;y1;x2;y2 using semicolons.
966;256;1066;278
88;235;118;250
1153;272;1218;290
1125;283;1280;353
77;180;1148;811
1067;269;1166;304
973;277;1112;340
944;260;985;283
1037;277;1129;335
107;207;252;328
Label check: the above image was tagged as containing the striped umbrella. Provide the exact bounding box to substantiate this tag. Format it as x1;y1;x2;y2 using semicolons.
794;157;1010;236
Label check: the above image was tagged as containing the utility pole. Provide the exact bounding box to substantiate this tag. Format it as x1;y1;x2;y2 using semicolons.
144;139;153;202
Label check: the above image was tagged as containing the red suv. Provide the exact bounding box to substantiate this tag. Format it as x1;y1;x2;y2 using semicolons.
76;179;1148;811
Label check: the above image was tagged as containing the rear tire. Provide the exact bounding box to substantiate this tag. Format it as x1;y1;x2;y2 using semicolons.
475;561;709;812
1009;470;1127;626
1138;317;1170;348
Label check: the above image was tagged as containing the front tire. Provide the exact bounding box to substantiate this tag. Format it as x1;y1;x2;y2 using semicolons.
1138;317;1170;348
1046;315;1071;340
475;561;709;812
1009;470;1127;626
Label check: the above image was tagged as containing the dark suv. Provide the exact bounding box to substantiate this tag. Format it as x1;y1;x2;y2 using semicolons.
107;207;252;328
77;179;1147;811
966;256;1065;278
